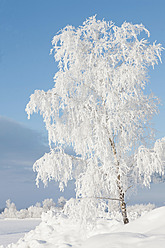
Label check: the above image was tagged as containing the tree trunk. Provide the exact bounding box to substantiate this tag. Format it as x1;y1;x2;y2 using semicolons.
109;138;129;224
117;175;129;224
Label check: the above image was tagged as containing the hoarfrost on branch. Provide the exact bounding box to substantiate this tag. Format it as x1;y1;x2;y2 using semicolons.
26;16;164;222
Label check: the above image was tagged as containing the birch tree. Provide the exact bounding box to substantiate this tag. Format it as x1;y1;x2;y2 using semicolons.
26;16;164;224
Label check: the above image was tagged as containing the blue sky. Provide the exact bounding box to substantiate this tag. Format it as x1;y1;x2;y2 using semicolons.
0;0;165;209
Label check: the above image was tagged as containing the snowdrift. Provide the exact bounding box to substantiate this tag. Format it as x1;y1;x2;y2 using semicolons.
1;206;165;248
83;206;165;248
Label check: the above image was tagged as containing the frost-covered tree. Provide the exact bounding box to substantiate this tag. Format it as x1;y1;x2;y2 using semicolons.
26;16;164;224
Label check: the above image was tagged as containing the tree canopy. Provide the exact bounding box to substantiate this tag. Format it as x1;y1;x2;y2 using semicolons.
26;16;164;224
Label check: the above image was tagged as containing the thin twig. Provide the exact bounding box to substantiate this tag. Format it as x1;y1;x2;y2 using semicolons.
78;196;121;201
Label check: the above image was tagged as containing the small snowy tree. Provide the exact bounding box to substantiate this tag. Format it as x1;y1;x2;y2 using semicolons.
26;16;164;224
42;198;56;211
2;199;17;218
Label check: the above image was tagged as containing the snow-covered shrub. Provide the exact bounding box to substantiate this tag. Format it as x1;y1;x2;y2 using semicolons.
42;198;56;211
27;205;43;218
1;199;17;218
17;209;29;219
105;203;155;222
127;203;155;221
63;198;112;229
0;198;58;219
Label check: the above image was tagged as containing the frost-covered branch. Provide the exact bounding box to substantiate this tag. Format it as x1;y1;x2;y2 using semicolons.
135;137;165;186
26;16;164;225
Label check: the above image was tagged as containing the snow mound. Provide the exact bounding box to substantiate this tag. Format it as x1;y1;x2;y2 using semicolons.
82;206;165;248
5;211;84;248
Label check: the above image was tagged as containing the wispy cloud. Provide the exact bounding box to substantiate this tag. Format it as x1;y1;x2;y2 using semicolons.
0;116;49;171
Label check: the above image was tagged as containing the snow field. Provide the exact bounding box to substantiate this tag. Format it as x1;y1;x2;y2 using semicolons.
0;219;41;247
1;205;165;248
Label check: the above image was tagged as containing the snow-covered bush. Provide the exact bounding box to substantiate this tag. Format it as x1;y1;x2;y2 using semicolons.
1;199;17;218
63;198;102;228
42;198;56;211
0;198;58;219
63;198;155;229
27;205;43;218
127;203;155;221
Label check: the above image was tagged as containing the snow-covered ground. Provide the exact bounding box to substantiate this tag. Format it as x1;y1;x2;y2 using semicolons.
0;205;165;248
83;206;165;248
0;219;41;247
